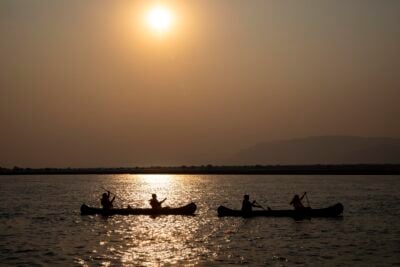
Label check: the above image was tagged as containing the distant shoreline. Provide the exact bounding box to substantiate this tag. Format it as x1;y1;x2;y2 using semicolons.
1;164;400;175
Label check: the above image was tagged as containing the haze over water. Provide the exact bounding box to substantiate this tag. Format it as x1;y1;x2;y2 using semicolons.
1;175;399;266
1;0;400;167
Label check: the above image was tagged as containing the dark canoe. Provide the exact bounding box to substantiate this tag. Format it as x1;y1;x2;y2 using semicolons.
217;203;344;218
81;202;197;216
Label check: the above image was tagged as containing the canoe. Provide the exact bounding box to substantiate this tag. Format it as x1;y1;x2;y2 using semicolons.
217;203;343;218
81;202;197;216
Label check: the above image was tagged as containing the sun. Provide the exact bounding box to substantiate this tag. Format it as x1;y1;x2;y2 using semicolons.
146;6;173;34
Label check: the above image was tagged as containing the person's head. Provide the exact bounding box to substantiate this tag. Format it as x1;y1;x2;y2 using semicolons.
152;194;157;199
293;194;299;200
102;193;107;199
244;195;249;200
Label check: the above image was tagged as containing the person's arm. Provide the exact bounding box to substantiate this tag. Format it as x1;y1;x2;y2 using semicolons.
111;196;115;203
300;192;307;200
160;198;167;204
252;200;261;208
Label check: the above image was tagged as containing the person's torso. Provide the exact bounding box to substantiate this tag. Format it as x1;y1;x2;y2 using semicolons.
293;200;304;210
101;197;112;209
150;199;161;209
242;200;252;212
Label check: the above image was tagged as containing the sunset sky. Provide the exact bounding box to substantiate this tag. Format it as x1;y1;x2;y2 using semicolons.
1;0;400;167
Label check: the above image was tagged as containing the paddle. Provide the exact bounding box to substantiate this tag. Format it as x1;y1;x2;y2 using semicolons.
254;201;270;211
101;187;129;202
304;192;311;208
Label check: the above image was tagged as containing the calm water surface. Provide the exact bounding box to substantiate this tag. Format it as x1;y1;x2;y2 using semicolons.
0;175;399;266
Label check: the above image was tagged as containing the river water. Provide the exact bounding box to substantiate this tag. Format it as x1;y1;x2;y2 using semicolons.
0;175;399;266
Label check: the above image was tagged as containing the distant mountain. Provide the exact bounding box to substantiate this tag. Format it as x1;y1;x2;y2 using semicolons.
229;136;400;164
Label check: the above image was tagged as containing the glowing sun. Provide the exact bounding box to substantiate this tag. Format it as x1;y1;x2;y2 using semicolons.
146;6;173;34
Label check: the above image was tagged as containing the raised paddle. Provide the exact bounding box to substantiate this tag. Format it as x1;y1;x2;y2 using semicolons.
101;187;129;202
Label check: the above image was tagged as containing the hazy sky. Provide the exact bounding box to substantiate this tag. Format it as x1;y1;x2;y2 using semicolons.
1;0;400;167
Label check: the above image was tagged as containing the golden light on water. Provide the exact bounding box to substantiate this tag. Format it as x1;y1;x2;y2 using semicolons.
138;174;173;185
146;5;173;34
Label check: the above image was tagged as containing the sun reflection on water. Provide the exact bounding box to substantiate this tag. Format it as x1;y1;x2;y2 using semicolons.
85;174;212;265
118;215;207;266
115;174;176;208
137;174;173;186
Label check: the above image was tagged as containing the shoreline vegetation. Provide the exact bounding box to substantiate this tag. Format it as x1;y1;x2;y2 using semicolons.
1;164;400;175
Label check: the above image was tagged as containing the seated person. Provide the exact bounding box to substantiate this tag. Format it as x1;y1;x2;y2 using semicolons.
101;191;115;210
290;192;307;210
241;194;262;214
149;194;166;209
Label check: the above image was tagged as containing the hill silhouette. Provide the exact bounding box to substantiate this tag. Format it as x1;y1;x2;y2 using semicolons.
229;136;400;165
